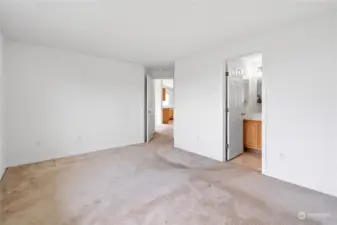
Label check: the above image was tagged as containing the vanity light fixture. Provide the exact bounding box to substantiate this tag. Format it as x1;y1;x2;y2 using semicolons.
231;68;243;77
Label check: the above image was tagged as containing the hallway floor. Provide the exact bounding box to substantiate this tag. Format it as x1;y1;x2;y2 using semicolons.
230;151;262;172
1;125;337;225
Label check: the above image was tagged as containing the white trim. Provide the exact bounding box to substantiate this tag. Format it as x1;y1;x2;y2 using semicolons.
261;54;266;174
222;61;226;161
0;168;5;181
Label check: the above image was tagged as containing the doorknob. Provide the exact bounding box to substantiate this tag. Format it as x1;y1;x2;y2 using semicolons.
241;113;246;116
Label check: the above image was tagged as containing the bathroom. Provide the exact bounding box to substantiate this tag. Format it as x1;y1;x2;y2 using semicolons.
228;53;263;172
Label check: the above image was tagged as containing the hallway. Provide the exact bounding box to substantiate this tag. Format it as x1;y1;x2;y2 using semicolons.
1;125;337;224
230;152;262;172
154;124;174;140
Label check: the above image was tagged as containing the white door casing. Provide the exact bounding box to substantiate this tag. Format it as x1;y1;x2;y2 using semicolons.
227;63;244;160
146;75;155;142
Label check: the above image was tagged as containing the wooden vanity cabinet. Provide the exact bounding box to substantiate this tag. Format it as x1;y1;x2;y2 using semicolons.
163;108;173;124
243;120;262;151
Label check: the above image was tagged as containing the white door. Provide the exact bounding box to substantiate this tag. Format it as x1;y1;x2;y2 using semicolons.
146;75;155;142
227;65;244;160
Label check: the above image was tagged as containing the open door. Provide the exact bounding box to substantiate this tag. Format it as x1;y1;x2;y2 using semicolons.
146;74;155;142
226;62;244;160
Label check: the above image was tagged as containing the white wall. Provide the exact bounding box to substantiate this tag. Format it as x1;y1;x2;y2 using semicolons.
175;11;337;197
332;9;337;198
162;79;174;108
162;86;174;108
4;41;145;166
162;79;174;88
175;54;224;161
149;68;174;79
154;79;162;127
0;30;5;179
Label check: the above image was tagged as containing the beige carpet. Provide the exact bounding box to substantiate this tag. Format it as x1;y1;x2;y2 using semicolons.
1;124;336;225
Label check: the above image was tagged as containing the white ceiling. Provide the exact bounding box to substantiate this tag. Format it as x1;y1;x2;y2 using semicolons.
0;0;333;67
241;53;262;67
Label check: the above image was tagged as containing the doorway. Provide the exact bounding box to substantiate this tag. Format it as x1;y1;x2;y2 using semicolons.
160;79;174;125
154;79;174;137
145;76;174;142
225;53;263;172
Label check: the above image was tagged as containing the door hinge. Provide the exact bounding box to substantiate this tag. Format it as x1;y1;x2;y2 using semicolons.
226;144;229;149
225;72;229;77
226;108;229;112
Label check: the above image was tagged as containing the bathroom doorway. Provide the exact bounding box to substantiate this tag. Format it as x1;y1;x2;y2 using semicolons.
225;53;263;172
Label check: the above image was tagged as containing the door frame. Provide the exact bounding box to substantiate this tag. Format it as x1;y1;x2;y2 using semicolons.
144;74;175;142
223;52;266;173
145;74;155;142
144;74;160;142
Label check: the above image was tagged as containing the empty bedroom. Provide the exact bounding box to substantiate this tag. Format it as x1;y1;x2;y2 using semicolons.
0;1;336;224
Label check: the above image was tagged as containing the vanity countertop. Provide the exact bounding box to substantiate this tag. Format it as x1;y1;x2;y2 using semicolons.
162;105;174;109
244;113;262;121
